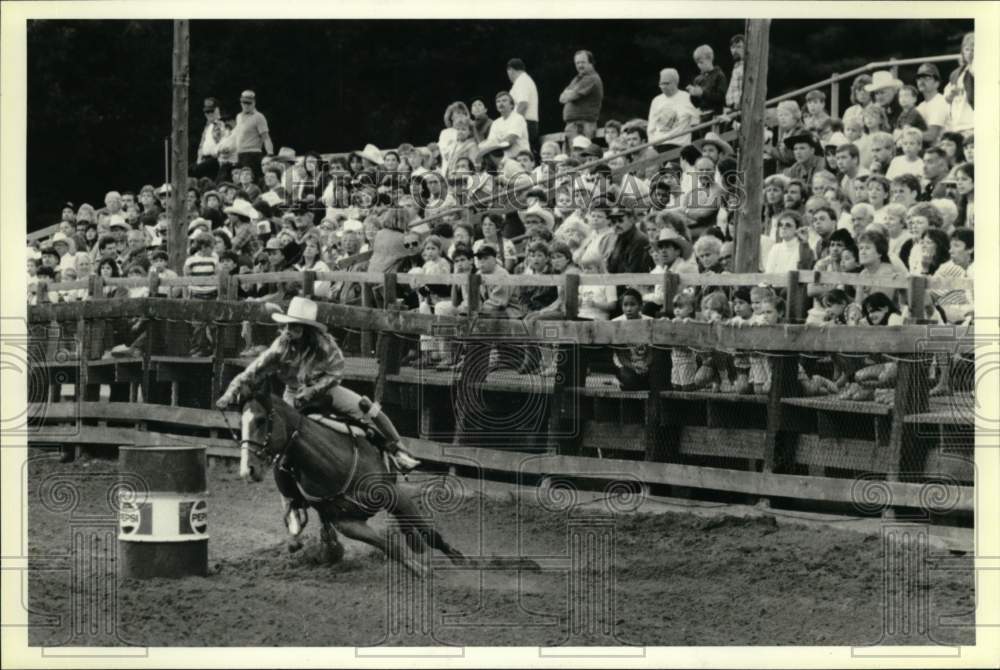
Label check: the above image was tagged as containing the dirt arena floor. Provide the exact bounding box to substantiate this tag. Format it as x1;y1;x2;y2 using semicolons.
26;450;975;647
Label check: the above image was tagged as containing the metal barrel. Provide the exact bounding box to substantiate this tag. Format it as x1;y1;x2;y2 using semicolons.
118;445;208;579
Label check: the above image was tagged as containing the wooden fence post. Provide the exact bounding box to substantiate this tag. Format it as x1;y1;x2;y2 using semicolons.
549;273;583;456
374;273;401;404
301;270;316;298
883;274;930;517
645;273;679;462
760;271;805;504
360;281;374;356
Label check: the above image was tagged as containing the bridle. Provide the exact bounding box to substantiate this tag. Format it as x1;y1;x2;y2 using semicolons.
219;402;302;467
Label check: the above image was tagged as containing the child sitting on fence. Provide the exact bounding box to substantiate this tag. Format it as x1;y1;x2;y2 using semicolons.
728;287;754;394
611;288;653;391
670;289;698;390
838;293;903;402
692;291;731;393
747;294;782;395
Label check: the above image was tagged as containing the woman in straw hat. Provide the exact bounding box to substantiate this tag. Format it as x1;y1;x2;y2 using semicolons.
216;296;420;473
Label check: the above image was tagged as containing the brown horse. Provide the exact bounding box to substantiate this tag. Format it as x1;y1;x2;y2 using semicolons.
237;391;467;578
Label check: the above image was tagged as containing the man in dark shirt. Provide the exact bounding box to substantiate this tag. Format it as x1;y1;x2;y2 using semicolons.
559;50;603;139
687;44;728;120
607;207;653;278
920;147;950;201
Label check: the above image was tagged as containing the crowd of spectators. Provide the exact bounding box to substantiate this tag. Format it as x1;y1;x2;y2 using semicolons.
27;32;976;397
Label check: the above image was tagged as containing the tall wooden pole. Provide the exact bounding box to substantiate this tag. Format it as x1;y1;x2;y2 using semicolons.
168;20;191;274
734;19;770;274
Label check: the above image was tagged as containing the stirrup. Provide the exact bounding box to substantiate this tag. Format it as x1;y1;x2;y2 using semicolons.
389;448;421;473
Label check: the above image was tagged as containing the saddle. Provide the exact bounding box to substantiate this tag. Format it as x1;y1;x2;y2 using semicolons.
294;394;397;475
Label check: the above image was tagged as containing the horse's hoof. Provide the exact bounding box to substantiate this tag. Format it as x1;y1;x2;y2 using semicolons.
324;542;345;564
287;538;304;553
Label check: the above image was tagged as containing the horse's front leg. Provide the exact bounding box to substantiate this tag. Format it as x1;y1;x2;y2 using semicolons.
280;494;309;553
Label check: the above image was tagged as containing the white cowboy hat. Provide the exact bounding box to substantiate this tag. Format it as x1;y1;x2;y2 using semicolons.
823;132;851;149
865;70;903;92
696;131;734;156
355;143;384;166
188;217;211;232
342;218;364;233
223;198;260;220
108;214;129;230
571;135;592;150
51;232;71;246
273;146;297;163
272;296;328;332
656;227;693;259
518;202;556;230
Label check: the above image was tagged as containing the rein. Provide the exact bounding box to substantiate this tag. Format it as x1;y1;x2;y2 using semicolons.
223;402;361;498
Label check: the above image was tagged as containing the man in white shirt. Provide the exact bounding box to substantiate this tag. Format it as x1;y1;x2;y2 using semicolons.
507;58;539;150
648;68;697;151
915;63;949;145
487;91;530;160
190;97;223;179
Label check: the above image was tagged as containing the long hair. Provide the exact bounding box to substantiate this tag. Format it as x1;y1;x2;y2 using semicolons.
861;292;900;325
921;228;951;274
284;325;338;370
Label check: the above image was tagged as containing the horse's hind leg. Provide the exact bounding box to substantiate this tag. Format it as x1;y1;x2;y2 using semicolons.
334;519;428;579
317;512;345;565
392;495;468;566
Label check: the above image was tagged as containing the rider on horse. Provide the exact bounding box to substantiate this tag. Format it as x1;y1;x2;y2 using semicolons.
216;297;421;538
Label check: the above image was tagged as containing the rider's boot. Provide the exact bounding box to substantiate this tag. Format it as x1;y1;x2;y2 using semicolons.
359;397;421;472
371;411;421;472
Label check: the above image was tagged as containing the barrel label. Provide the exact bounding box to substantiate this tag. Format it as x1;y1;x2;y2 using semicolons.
179;500;208;535
119;502;151;536
118;495;208;542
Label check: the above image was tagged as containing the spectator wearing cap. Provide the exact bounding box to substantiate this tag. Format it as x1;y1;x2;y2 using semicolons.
233;90;273;180
944;32;974;134
191;97;225;179
607;208;652;276
914;63;948;145
486;91;530;160
724;35;745;115
559;50;603;140
648;68;698;151
507;58;540;148
687;45;728;120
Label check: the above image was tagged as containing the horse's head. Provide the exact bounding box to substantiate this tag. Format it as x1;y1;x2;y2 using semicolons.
239;394;273;483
